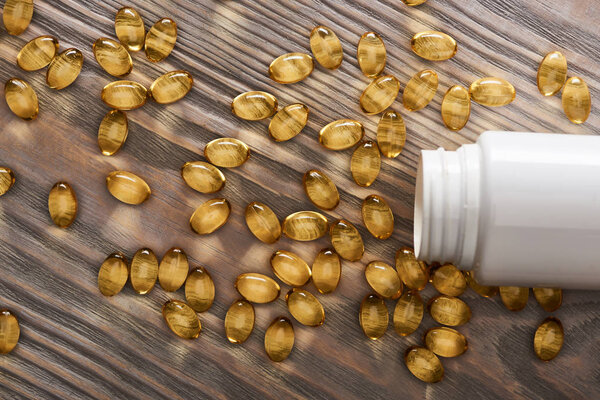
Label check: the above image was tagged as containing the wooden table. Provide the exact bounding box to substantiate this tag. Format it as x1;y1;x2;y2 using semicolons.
1;0;598;398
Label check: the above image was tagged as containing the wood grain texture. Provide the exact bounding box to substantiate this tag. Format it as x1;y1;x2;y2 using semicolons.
1;0;599;398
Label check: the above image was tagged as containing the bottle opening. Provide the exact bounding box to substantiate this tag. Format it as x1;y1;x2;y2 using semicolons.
414;158;424;258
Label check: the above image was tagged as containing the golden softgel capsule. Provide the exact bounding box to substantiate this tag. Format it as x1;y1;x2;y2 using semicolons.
562;76;591;124
162;300;200;340
269;53;314;84
411;31;457;61
469;77;516;107
181;161;225;194
189;198;231;234
115;7;145;52
0;309;20;354
150;70;193;104
351;141;381;187
310;25;343;70
499;286;529;311
130;248;158;294
3;0;33;35
404;347;444;383
185;267;215;312
98;110;128;156
357;31;386;78
464;271;498;297
101;80;148;110
265;317;294;362
225;299;255;344
403;0;428;5
106;171;151;205
359;293;388;340
395;247;429;290
48;182;77;228
282;211;328;241
245;202;281;244
533;287;562;312
158;247;189;292
17;35;59;71
537;51;567;97
365;261;402;299
5;78;38;120
428;295;471;326
286;288;325;326
534;317;563;361
377;109;405;158
98;252;129;297
319;119;364;150
93;37;133;77
441;85;470;131
269;103;309;142
425;327;468;358
145;18;177;62
46;49;84;90
0;167;16;196
330;219;364;261
311;249;341;294
360;75;400;115
235;273;281;303
204;138;250;168
393;290;423;336
431;264;467;297
362;194;394;239
271;250;312;287
231;91;278;121
303;169;339;210
403;69;438;111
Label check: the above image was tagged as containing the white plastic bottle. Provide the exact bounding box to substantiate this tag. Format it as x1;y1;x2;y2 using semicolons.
414;131;600;289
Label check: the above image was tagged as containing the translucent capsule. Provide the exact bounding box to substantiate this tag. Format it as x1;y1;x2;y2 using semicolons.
469;77;516;107
403;0;427;4
17;35;59;71
311;249;341;294
231;91;278;121
145;18;177;62
403;69;438;111
359;294;388;340
534;317;563;361
0;167;16;196
97;252;129;297
286;288;324;326
330;219;364;261
319;119;364;150
93;38;133;77
499;286;529;311
393;290;424;336
360;75;400;115
130;248;158;295
181;161;225;194
365;261;402;299
5;78;38;120
464;271;498;297
101;80;148;110
150;70;193;104
282;211;328;241
235;273;281;303
269;53;314;84
431;264;466;297
303;169;339;210
362;195;394;239
159;247;189;292
533;287;562;312
189;198;231;235
0;310;20;354
404;347;444;383
428;295;471;326
271;250;312;287
425;327;467;358
441;85;470;131
265;317;294;362
98;110;128;156
162;300;200;340
351;141;381;187
268;103;309;142
562;77;591;124
46;49;84;90
310;25;343;70
537;51;567;97
245;202;281;243
106;171;151;205
395;247;429;290
48;182;77;228
411;31;457;61
377;109;406;158
115;7;145;52
185;267;215;312
225;300;255;344
3;0;33;35
204;138;250;168
357;31;386;78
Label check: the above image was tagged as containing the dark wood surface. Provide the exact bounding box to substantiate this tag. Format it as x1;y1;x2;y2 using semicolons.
0;0;599;398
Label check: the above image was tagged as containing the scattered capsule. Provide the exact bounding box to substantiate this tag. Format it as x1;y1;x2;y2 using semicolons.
310;25;343;70
189;198;231;235
431;264;467;297
360;75;400;115
97;252;129;297
534;317;564;361
411;31;457;61
48;182;77;228
0;167;16;196
359;294;388;340
101;80;148;110
428;295;471;326
357;31;386;78
403;0;427;4
441;85;470;131
159;247;189;292
533;288;562;312
181;161;225;194
537;51;567;97
362;195;393;239
145;18;177;62
286;288;324;326
185;267;215;312
393;290;424;336
268;103;309;142
231;91;278;121
365;261;402;299
269;53;314;84
162;300;200;339
351;141;381;187
150;70;193;104
130;248;158;295
225;300;255;344
204;138;250;168
98;110;128;156
0;310;20;354
17;36;59;71
282;211;328;241
319;119;364;150
464;271;498;297
245;202;281;244
46;48;84;90
404;347;444;383
562;76;591;124
499;286;529;311
395;247;429;290
311;249;341;294
5;78;38;120
115;7;145;52
270;250;312;287
303;169;339;210
469;77;516;107
425;327;467;358
265;317;294;362
377;110;405;158
403;69;438;111
235;273;281;303
93;37;133;77
330;219;364;261
3;0;33;35
106;171;151;205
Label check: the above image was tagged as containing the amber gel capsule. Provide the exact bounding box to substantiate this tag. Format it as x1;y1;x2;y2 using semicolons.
403;0;427;5
310;25;343;70
269;53;314;84
357;32;386;78
189;198;231;234
359;293;388;340
537;51;567;97
17;36;59;71
106;171;151;205
93;38;133;77
411;31;457;61
101;81;148;110
98;110;128;156
0;167;16;196
245;202;281;243
464;271;498;298
181;161;225;194
5;78;38;120
395;247;428;290
431;264;467;297
185;267;215;312
360;75;400;115
98;252;129;297
534;317;563;361
441;85;470;131
499;286;529;311
404;347;444;383
428;295;471;326
3;0;33;35
150;71;193;104
115;7;145;52
282;211;328;241
365;261;402;299
145;18;177;62
393;290;424;336
469;77;516;107
403;69;438;111
311;249;341;294
130;248;158;295
48;182;77;228
225;300;255;344
265;317;294;362
303;169;339;210
286;288;325;326
0;309;20;354
425;327;468;358
235;273;281;303
362;194;393;239
162;300;201;339
231;91;278;121
351;141;381;187
268;103;309;142
270;250;312;287
533;287;562;312
330;219;364;261
159;247;189;292
562;77;591;124
377;110;405;158
46;49;84;90
319;119;364;150
204;138;250;168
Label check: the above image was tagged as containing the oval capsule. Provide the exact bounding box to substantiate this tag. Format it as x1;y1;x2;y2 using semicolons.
403;69;438;111
319;119;364;150
303;169;339;210
464;271;498;297
411;31;457;61
235;273;281;303
351;141;381;187
0;309;20;354
185;267;215;312
537;51;567;97
97;252;129;297
204;138;250;168
268;103;309;142
225;299;255;344
432;264;467;297
189;198;231;235
145;18;177;62
5;78;38;120
150;70;193;104
106;171;151;205
158;247;189;292
46;48;84;90
311;249;341;294
231;91;278;121
393;290;424;336
130;248;158;295
98;110;128;156
562;76;591;124
330;219;364;261
404;0;428;4
362;195;394;239
534;317;564;361
360;75;400;115
101;80;148;110
0;167;15;196
286;288;325;326
359;294;388;340
441;85;470;131
404;347;444;383
265;317;294;362
115;7;145;52
93;37;133;77
377;109;406;158
425;327;468;358
499;286;529;311
428;295;471;326
3;0;33;35
245;202;281;244
270;250;312;287
48;182;77;228
395;247;429;290
162;300;200;340
469;77;516;107
181;161;225;194
357;31;386;78
17;35;59;71
365;261;402;299
269;53;314;84
533;287;562;312
282;211;328;241
310;25;343;70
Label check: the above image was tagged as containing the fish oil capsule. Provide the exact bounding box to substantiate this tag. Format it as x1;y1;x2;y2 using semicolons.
265;317;294;362
431;264;467;297
404;347;444;383
303;169;339;210
441;85;471;131
0;310;20;354
0;167;15;196
97;252;129;297
130;248;158;294
428;295;471;326
282;211;328;241
464;271;498;297
403;69;438;111
106;171;151;205
533;288;562;312
365;261;402;299
145;18;177;62
537;51;567;97
162;300;200;339
351;141;381;187
150;70;193;104
115;7;145;52
362;195;394;239
98;110;128;156
235;273;281;303
534;317;563;361
359;293;388;340
46;49;84;90
3;0;33;35
310;25;343;70
403;0;428;5
393;290;424;336
204;138;250;168
269;53;314;84
5;78;38;120
469;77;516;107
562;76;591;124
268;103;309;142
48;182;77;228
189;198;231;235
101;80;148;110
93;38;133;77
286;288;325;326
411;31;457;61
330;219;364;261
395;247;429;290
425;327;468;358
270;250;312;287
225;300;255;344
377;109;406;158
159;247;189;292
245;202;281;244
185;267;215;312
499;286;529;311
231;91;278;121
17;36;59;71
319;119;364;150
181;161;225;194
360;75;400;115
357;31;386;78
311;249;341;294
